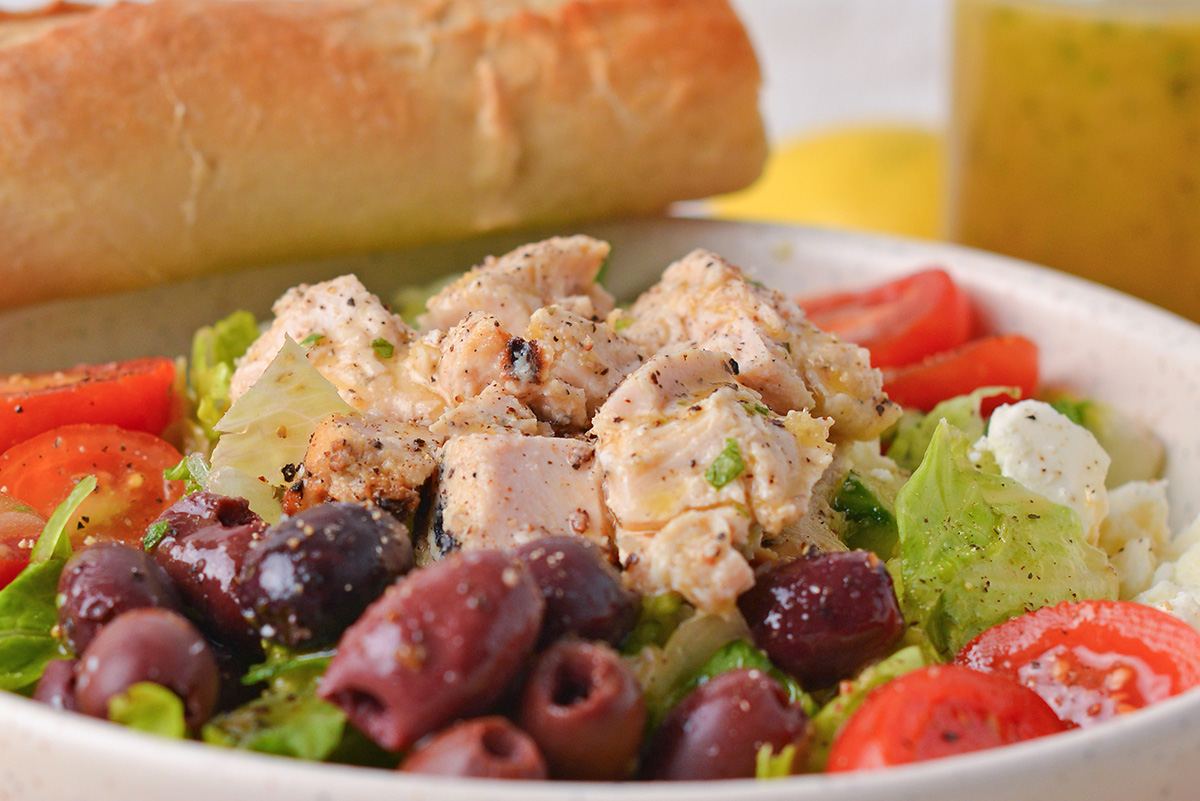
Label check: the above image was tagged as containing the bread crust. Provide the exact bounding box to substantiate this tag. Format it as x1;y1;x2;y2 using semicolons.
0;0;764;308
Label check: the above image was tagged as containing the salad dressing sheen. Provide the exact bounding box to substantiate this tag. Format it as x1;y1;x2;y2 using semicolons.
949;0;1200;321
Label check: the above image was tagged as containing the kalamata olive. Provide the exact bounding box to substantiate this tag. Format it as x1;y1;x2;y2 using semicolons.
32;659;78;712
640;668;810;781
399;717;548;779
238;503;413;649
517;640;645;780
150;492;268;648
57;542;182;654
75;608;220;731
318;550;545;751
514;537;638;646
738;549;904;688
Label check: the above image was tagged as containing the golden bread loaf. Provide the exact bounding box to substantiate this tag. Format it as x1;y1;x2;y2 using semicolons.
0;0;764;308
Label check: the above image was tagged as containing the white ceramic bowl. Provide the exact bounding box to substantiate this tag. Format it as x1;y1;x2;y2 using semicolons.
1;218;1198;801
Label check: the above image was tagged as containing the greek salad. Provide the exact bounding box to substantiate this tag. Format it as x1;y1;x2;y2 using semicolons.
0;235;1197;781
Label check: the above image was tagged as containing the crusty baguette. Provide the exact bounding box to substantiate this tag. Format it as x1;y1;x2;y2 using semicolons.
0;0;764;309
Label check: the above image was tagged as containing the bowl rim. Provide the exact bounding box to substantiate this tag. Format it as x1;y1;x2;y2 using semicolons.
3;217;1200;799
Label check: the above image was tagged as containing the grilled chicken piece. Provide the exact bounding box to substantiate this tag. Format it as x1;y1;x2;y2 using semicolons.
618;508;755;616
419;235;616;333
421;432;611;560
429;384;552;440
620;250;898;441
527;305;645;422
592;348;835;612
594;348;834;534
433;306;642;433
230;275;445;422
283;412;437;519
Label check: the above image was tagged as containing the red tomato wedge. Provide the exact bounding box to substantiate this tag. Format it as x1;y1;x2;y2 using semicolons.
827;664;1066;772
0;492;46;589
955;600;1200;728
0;424;185;549
0;357;176;454
799;269;974;368
881;334;1039;413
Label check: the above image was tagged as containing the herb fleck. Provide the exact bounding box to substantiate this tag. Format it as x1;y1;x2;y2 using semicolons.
705;439;745;489
143;520;170;552
371;338;395;359
299;333;325;347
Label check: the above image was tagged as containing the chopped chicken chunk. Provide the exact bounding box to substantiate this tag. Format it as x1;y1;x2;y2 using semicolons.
230;275;444;422
421;432;611;560
618;508;756;616
592;348;835;612
620;250;898;440
433;306;643;432
284;412;437;518
594;348;834;534
527;305;645;422
429;385;551;440
419;236;616;332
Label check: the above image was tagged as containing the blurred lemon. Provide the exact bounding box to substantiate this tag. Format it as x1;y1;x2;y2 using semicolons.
709;125;945;240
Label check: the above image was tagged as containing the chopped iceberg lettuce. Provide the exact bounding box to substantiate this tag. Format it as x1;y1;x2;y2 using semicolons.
190;310;260;441
896;421;1117;658
806;645;927;771
108;682;187;739
886;386;1013;472
755;743;797;779
207;338;355;522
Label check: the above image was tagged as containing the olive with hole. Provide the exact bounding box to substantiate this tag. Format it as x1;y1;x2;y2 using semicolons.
149;492;268;648
399;717;548;779
517;639;645;780
318;549;544;751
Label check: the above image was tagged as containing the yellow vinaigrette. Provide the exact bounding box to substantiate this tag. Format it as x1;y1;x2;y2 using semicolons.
708;125;945;241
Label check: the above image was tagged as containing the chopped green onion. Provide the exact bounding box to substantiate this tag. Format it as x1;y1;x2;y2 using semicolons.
705;439;745;489
370;338;395;360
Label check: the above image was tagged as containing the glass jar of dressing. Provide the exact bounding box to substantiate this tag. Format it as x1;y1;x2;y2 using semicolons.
949;0;1200;320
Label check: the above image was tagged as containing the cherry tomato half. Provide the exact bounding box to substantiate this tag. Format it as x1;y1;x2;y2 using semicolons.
799;268;975;369
955;600;1200;728
826;664;1066;771
0;491;46;589
881;335;1039;413
0;357;177;454
0;424;185;549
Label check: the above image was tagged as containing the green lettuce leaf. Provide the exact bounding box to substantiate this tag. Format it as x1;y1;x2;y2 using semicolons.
755;743;797;779
896;421;1117;658
203;645;345;761
806;645;927;771
887;386;1014;472
190;310;260;441
620;592;693;655
108;682;187;738
0;477;97;690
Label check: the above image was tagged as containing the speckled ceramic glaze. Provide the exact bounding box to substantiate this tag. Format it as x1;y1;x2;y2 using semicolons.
2;219;1198;801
